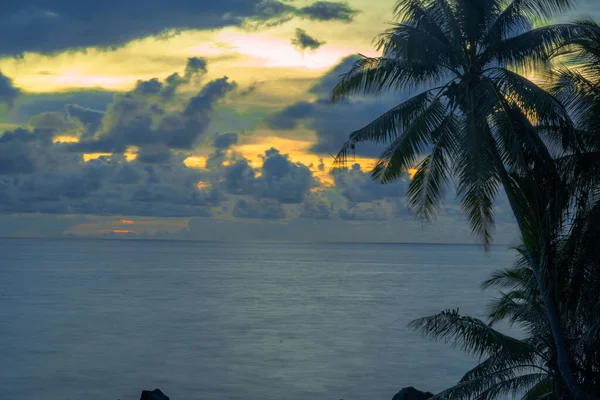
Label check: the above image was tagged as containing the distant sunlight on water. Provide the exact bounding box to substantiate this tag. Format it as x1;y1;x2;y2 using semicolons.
0;239;514;400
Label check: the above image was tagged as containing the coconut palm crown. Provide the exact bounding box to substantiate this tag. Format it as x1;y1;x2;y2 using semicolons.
332;0;579;244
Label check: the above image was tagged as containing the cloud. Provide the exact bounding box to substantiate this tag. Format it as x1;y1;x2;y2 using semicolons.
0;128;44;174
0;106;223;216
213;132;238;151
232;199;285;219
0;71;20;107
266;101;315;130
332;163;408;203
291;28;325;51
258;148;316;203
132;57;208;101
243;0;359;30
299;1;358;22
299;192;333;219
8;90;114;125
65;104;104;138
0;1;360;55
0;1;258;55
309;55;360;97
0;149;218;217
70;60;236;158
339;200;399;221
266;55;408;158
222;148;316;203
28;111;74;132
223;159;257;195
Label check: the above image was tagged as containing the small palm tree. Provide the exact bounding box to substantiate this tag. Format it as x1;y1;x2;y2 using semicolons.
410;192;600;399
330;0;590;396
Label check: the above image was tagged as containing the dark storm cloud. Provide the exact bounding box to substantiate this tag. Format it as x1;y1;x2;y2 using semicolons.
0;72;228;217
27;112;73;132
309;55;360;97
222;148;316;203
0;0;360;55
299;192;332;219
0;71;20;107
8;91;114;125
232;199;286;219
243;0;359;29
299;1;358;21
71;62;236;157
266;55;408;158
0;129;219;216
223;159;257;195
136;145;175;164
339;201;395;221
291;28;325;51
132;57;208;101
258;148;315;203
65;104;104;138
332;163;408;203
0;128;44;174
213;132;239;151
266;101;315;130
133;79;163;96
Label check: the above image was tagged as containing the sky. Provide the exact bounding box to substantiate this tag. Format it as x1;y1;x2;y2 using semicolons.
0;0;597;243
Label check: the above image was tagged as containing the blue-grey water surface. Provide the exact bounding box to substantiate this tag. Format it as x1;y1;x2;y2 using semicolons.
0;239;515;400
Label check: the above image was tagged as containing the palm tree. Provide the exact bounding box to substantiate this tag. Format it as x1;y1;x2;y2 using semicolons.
410;190;600;399
550;20;600;196
330;0;590;397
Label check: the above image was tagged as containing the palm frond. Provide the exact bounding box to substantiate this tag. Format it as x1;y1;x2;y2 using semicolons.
487;24;580;72
487;67;571;130
376;24;460;71
487;290;546;330
550;66;598;126
432;369;546;400
371;98;448;183
331;57;446;101
482;263;533;291
406;113;459;220
427;0;465;54
459;338;548;384
391;0;456;51
521;377;554;400
456;97;499;246
409;309;534;357
333;91;435;167
483;0;533;46
477;373;549;399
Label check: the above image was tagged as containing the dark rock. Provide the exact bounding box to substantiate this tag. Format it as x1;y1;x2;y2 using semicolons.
140;389;170;400
392;386;434;400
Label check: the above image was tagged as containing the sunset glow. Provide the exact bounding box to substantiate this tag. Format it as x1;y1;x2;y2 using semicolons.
0;0;532;243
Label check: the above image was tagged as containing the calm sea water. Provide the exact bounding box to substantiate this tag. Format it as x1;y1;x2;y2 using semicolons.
0;239;515;400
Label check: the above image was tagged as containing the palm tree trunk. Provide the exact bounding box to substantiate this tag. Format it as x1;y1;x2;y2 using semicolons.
490;150;591;400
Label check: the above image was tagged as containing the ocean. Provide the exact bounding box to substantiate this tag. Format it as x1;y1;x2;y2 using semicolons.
0;238;515;400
